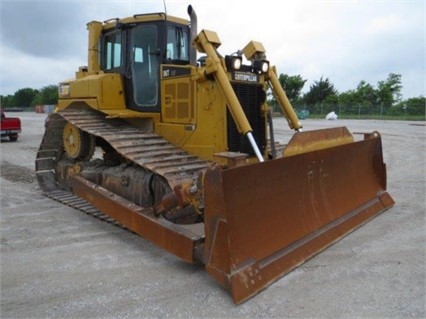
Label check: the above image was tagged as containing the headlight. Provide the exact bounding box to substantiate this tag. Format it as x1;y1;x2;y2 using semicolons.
253;59;269;74
225;55;242;71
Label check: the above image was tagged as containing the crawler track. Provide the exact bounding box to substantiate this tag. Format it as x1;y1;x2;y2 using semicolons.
35;108;210;219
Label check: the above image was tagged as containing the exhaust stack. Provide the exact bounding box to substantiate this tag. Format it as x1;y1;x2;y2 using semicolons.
187;5;198;66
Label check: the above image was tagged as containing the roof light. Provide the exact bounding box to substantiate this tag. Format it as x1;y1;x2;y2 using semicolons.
253;59;269;74
225;55;242;71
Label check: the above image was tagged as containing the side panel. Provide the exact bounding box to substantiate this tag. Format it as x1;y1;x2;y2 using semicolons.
156;66;229;160
161;66;195;124
59;73;126;111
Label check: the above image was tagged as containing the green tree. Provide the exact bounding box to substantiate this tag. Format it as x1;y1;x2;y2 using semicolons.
338;90;358;115
277;74;307;103
356;81;377;106
303;76;338;114
377;73;402;110
39;85;58;104
355;80;379;114
304;77;337;105
268;74;307;113
405;96;425;115
30;94;43;107
0;95;15;107
13;88;38;108
390;96;426;116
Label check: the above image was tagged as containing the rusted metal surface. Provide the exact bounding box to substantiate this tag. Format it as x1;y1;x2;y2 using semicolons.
35;109;208;263
203;133;394;304
214;152;249;168
70;175;203;263
283;126;354;157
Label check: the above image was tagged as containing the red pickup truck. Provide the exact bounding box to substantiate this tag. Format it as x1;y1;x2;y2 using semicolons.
1;109;21;142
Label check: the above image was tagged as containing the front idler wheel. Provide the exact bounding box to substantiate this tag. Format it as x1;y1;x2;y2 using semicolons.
63;122;95;160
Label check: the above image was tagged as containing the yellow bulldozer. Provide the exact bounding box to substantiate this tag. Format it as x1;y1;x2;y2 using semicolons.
36;5;394;303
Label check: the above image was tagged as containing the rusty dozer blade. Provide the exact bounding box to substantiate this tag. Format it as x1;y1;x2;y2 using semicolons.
203;128;394;304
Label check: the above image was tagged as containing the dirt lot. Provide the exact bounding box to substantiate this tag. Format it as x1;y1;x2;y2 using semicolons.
1;112;425;318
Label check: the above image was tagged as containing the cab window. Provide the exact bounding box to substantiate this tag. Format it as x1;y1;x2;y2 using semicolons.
166;27;189;63
102;31;122;70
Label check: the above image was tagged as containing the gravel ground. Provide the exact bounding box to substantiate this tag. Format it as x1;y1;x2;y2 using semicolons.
1;112;425;318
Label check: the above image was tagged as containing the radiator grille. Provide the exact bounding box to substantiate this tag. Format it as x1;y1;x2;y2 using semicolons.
227;83;266;156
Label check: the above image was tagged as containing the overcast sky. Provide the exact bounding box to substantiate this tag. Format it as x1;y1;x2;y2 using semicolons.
1;0;424;99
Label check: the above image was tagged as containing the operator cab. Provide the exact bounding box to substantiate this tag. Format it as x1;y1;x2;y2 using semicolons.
99;14;190;112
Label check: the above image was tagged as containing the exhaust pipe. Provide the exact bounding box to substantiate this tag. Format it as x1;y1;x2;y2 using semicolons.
187;5;198;66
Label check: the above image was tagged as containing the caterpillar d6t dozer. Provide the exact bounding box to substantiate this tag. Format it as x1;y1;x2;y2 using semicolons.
36;5;394;303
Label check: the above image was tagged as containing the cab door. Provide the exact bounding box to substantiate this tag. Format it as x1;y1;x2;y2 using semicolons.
127;24;160;112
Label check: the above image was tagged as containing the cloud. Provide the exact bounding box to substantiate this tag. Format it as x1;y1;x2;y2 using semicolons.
1;45;84;94
366;14;404;35
0;0;424;99
1;1;87;59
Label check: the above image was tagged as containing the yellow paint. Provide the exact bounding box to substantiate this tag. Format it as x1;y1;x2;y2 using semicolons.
57;14;316;163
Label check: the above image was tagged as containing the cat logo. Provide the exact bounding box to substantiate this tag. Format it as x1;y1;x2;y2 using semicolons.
233;72;258;82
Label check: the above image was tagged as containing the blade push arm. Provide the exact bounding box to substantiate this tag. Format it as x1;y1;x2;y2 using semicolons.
193;30;264;162
266;68;302;131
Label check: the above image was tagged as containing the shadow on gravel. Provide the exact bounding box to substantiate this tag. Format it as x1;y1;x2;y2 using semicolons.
0;161;35;183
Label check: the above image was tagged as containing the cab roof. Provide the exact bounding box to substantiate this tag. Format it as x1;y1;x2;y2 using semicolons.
99;13;189;31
